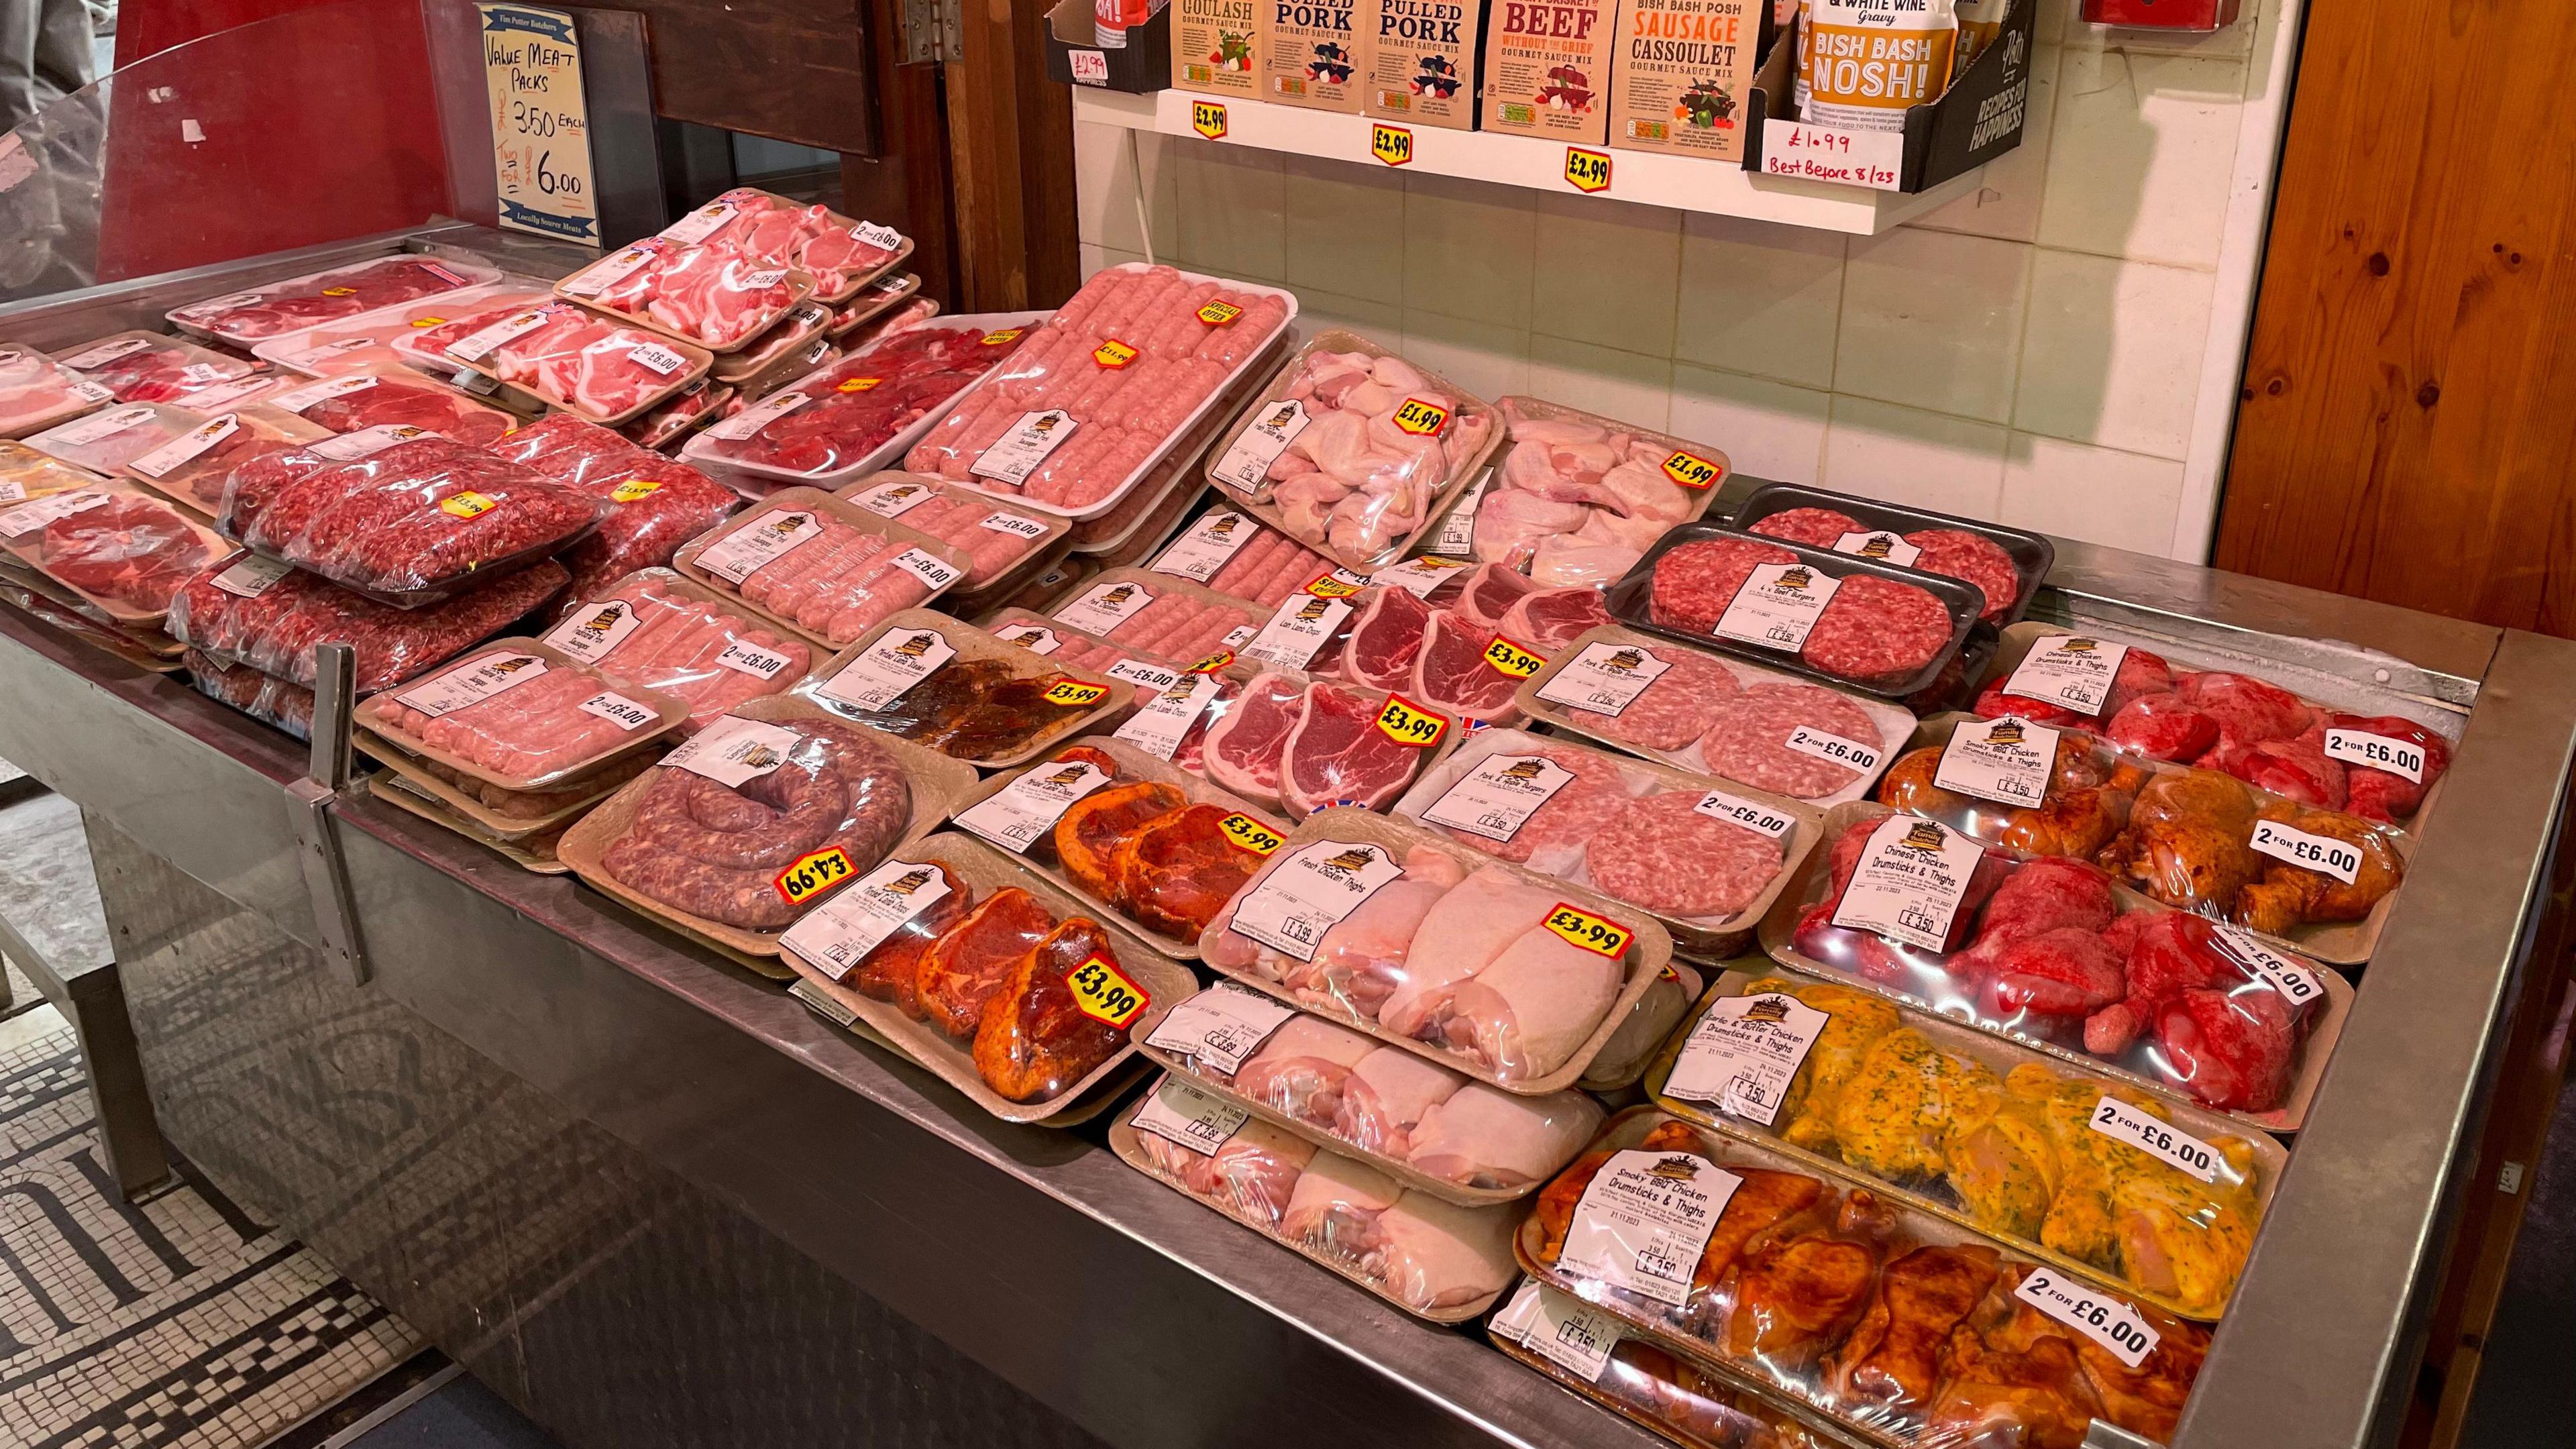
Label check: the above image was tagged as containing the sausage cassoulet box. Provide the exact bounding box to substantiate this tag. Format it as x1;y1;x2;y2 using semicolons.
1363;0;1482;129
1607;0;1760;162
1480;0;1619;143
1173;0;1262;95
1263;0;1367;111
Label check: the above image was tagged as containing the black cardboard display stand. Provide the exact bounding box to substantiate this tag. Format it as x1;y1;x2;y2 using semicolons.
1741;0;2037;193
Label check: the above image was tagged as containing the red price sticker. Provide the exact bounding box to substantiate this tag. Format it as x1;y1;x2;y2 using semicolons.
772;845;856;906
1093;339;1140;369
1069;954;1149;1028
1543;902;1632;959
1374;694;1448;749
439;490;498;519
1217;812;1284;857
1661;449;1723;490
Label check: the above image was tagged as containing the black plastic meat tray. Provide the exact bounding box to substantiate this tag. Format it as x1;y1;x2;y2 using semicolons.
1728;482;2055;625
1603;521;1987;700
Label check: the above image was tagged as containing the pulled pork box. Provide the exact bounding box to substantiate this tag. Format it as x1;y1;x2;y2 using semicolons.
1263;0;1368;111
1480;0;1617;143
1608;0;1759;160
1364;0;1483;129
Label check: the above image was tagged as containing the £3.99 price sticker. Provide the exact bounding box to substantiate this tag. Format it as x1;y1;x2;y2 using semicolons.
1544;903;1631;959
1218;812;1284;857
1069;955;1149;1028
1482;636;1546;679
771;845;856;906
1040;678;1112;708
1374;694;1448;749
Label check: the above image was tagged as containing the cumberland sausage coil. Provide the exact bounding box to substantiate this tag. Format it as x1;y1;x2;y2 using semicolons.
559;695;975;955
258;281;553;378
261;370;520;448
672;485;973;650
0;480;233;626
486;415;741;604
902;263;1297;520
796;608;1129;769
1613;521;1982;697
1514;623;1915;807
541;568;812;735
121;405;333;519
166;254;501;345
54;330;284;410
1735;481;2053;625
1648;971;2290;1322
166;555;568;690
1391;727;1821;959
355;637;688;792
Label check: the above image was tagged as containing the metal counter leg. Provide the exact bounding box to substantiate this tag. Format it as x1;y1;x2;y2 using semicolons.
65;969;173;1199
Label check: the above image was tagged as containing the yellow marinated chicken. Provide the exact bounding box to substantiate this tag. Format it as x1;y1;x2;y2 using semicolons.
1829;1027;2003;1184
2017;1066;2261;1316
1750;977;1902;1158
1945;1071;2064;1240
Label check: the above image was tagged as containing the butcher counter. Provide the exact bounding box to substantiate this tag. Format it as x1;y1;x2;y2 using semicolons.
3;236;2576;1449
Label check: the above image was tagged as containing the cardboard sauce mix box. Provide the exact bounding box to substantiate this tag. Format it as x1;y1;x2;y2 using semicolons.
1365;0;1481;129
1263;0;1367;111
1481;0;1617;142
1610;0;1756;160
1175;0;1263;95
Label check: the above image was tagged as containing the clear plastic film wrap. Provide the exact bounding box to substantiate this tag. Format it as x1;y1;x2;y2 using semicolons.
1193;667;1456;816
0;439;111;500
557;189;906;341
430;301;712;425
840;473;1065;593
688;323;1032;479
123;404;332;514
0;480;230;624
486;413;740;602
258;282;553;377
164;555;568;690
167;254;498;343
183;649;315;740
27;402;201;474
217;432;603;606
539;568;810;734
356;639;684;792
0;347;111;439
1490;1279;1834;1449
1474;396;1722;588
52;330;282;409
620;378;736;452
264;370;519;448
1148;504;1344;608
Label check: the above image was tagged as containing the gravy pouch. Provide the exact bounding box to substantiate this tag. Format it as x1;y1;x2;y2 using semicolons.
1264;0;1368;111
1481;0;1618;143
1609;0;1758;161
1364;0;1482;129
1800;0;1957;130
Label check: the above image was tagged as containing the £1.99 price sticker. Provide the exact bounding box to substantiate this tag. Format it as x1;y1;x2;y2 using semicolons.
771;845;856;906
1661;450;1723;490
1543;903;1633;959
1391;396;1450;436
1069;955;1150;1028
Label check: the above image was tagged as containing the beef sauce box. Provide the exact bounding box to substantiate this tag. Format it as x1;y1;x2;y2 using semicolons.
1364;0;1482;129
1609;0;1758;160
1263;0;1368;111
1175;0;1264;95
1481;0;1618;143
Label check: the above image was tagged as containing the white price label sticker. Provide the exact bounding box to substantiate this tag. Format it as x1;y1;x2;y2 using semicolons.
562;243;657;298
2088;1094;2222;1184
1829;529;1921;566
266;374;377;415
714;637;795;680
845;477;936;517
57;336;157;370
1933;716;2060;807
739;268;788;290
176;376;274;410
852;221;905;252
1432;474;1485;556
1714;562;1841;651
2247;818;2364;885
980;511;1050;540
1559;1148;1739;1307
663;716;803;788
1830;816;1984;952
1053;579;1157;637
816;627;957;714
1208;399;1311;491
393;652;548;718
2003;635;2131;716
1536;641;1672;716
1143;982;1296;1075
886;547;962;592
0;483;21;505
704;389;810;441
1113;674;1224;760
629;341;690;377
1419;753;1576;844
1692;790;1795;841
1782;724;1883;776
211;554;294;597
1130;1077;1249;1158
2208;925;2328;1009
577;690;661;732
970;409;1079;486
2322;727;2427;784
663;200;739;245
696;508;824;584
443;308;552;363
543;598;647;662
1368;554;1470;598
1105;657;1182;692
954;760;1115;854
1226;840;1405;964
1664;991;1830;1126
42;404;160;447
1152;508;1260;582
0;488;109;539
311;424;427;460
129;414;239;479
1241;592;1351;670
1490;1280;1622;1383
2014;1269;2160;1369
781;857;953;981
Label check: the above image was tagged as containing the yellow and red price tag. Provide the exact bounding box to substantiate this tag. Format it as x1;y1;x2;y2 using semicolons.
1197;299;1243;327
1042;678;1112;708
1565;146;1612;194
980;328;1024;346
1544;902;1633;959
1189;649;1236;674
1375;694;1449;749
1483;636;1546;678
836;376;885;392
439;490;498;519
321;286;357;297
1371;123;1414;168
409;315;447;328
1192;99;1229;140
609;477;663;503
1392;396;1450;437
1660;449;1724;490
1303;570;1364;599
1069;954;1150;1028
1217;812;1284;857
1093;338;1140;369
771;845;856;906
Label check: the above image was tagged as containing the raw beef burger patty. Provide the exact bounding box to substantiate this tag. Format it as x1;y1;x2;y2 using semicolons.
1800;574;1952;685
1746;508;1861;548
1695;683;1883;798
1584;790;1780;918
1903;528;2020;622
1647;537;1796;634
1572;649;1737;751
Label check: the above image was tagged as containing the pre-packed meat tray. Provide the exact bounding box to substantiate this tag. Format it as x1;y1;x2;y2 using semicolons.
1487;1279;1839;1449
486;414;741;602
1516;624;1917;808
185;649;317;739
262;370;519;447
0;346;113;439
426;301;716;427
0;441;109;502
256;280;554;378
217;431;604;608
1518;1107;2210;1449
1150;502;1344;608
902;262;1298;521
0;549;189;659
978;606;1271;780
1138;979;1605;1205
1197;806;1678;1093
367;769;575;874
1610;523;1987;698
1761;801;2355;1127
794;608;1127;769
1112;1077;1523;1322
166;554;570;690
671;485;973;650
1650;968;2288;1321
0;479;233;626
121;405;333;518
1466;396;1729;589
26;402;203;476
1972;621;2462;827
777;829;1192;1122
1047;564;1269;667
558;694;977;963
537;567;816;735
1065;441;1220;562
682;313;1044;487
621;378;738;453
1733;484;2054;627
52;331;285;410
710;299;837;385
1579;959;1705;1094
556;188;909;341
947;735;1291;957
1391;727;1823;961
168;254;502;345
354;636;687;792
1195;663;1465;818
837;470;1069;602
1204;329;1503;571
826;272;924;340
355;729;655;838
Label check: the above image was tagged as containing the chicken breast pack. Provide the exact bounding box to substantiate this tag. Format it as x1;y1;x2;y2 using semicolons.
1652;970;2289;1322
1523;1108;2213;1449
1764;802;2353;1131
776;830;1194;1122
1197;806;1675;1093
1115;1076;1523;1321
1470;396;1727;589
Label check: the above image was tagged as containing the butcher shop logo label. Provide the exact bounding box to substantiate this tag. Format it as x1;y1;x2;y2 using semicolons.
1740;996;1792;1024
881;867;936;896
1322;847;1385;876
1896;821;1948;853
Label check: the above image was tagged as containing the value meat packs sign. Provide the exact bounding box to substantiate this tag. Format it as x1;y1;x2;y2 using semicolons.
1364;0;1482;129
1481;0;1618;143
1608;0;1756;162
477;5;600;243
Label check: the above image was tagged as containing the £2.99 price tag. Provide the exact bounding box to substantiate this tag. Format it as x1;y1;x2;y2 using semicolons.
2014;1269;2159;1369
1544;903;1632;959
2088;1094;2222;1184
1564;146;1611;193
1374;694;1448;749
1371;123;1413;167
1191;99;1228;140
2247;818;2365;885
1069;955;1149;1028
771;846;856;907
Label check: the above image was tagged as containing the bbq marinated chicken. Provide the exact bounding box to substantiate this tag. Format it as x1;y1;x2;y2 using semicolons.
2097;767;2403;934
1878;736;2150;860
2236;802;2406;934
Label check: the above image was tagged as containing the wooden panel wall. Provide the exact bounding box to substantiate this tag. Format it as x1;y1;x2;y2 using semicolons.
2214;0;2576;638
612;0;882;156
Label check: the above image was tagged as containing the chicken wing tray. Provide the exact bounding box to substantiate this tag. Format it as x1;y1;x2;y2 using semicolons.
539;567;812;736
165;555;570;692
1731;486;2054;629
184;649;317;739
904;262;1299;521
1879;712;2416;966
557;189;908;340
423;301;718;428
262;369;520;447
1972;622;2461;827
1392;727;1825;962
1148;502;1344;608
355;726;653;840
0;346;113;439
794;608;1128;770
26;402;204;476
0;440;109;500
1138;979;1607;1205
1203;329;1505;572
1649;967;2290;1321
775;828;1190;1122
1610;523;1989;700
836;470;1070;604
1488;1277;1862;1449
486;414;743;604
0;478;234;627
557;693;977;966
52;330;287;411
367;769;576;875
1515;624;1919;810
254;280;555;378
119;405;333;521
1112;1077;1525;1322
1518;1106;2210;1449
1466;396;1730;590
947;735;1291;958
167;254;503;345
1760;801;2353;1128
669;485;975;651
1197;805;1677;1095
354;635;688;792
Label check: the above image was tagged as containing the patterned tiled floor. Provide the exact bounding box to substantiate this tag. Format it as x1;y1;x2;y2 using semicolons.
0;1010;423;1448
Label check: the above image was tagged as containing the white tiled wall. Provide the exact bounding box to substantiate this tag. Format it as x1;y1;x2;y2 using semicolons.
1073;0;2299;561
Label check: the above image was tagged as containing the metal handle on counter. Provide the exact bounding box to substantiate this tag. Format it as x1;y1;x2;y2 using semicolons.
286;643;371;986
